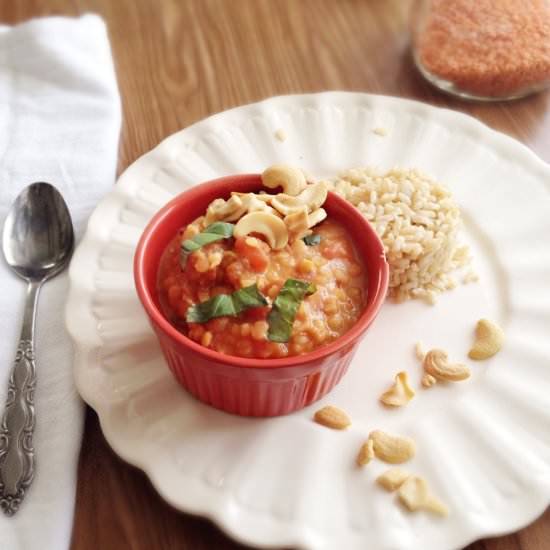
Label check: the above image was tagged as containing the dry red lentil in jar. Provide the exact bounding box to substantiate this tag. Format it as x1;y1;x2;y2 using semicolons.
412;0;550;99
157;165;368;359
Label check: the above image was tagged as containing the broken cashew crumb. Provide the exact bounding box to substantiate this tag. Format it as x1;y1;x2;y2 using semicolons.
356;438;375;467
462;270;479;284
372;127;388;137
421;373;437;388
274;128;287;142
425;290;438;305
376;468;410;492
398;476;449;516
313;405;351;430
380;371;415;407
446;277;457;290
468;318;504;360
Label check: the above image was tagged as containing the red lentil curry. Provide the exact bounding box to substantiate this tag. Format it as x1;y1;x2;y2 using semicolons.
157;166;368;359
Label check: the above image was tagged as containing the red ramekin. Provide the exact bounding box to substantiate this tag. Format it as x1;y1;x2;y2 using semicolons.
134;174;389;417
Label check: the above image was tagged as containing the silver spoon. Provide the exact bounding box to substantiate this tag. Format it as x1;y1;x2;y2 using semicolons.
0;182;74;516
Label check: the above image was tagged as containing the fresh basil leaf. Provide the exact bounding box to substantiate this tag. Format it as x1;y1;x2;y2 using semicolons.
186;284;268;323
180;222;234;267
267;279;316;343
232;285;269;313
302;234;321;246
186;294;234;323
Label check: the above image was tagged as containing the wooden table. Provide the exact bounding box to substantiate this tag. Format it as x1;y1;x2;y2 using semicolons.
2;1;550;548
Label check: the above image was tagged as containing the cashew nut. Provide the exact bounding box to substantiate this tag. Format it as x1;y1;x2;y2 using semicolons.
368;430;416;464
423;348;471;382
313;405;351;430
283;207;326;241
234;193;278;216
182;218;204;240
205;195;247;224
261;164;307;196
270;181;328;216
380;371;415;407
356;438;375;467
248;195;277;215
398;476;448;516
283;208;309;241
234;212;288;250
398;476;428;511
468;318;504;360
376;468;410;492
204;198;225;225
308;208;327;226
231;191;272;203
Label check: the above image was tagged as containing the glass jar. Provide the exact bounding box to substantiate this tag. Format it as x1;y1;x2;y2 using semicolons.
411;0;550;101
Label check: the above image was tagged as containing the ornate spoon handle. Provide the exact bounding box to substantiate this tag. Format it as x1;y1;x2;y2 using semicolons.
0;281;40;516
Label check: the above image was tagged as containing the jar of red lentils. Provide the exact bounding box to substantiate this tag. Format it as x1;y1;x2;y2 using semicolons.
411;0;550;100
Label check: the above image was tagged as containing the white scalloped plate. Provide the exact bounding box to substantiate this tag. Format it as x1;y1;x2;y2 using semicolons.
65;93;550;550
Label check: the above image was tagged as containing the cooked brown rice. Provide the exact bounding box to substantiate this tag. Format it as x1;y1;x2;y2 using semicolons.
322;167;471;303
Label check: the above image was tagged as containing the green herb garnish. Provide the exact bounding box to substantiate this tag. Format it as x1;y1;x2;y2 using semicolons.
303;234;321;246
267;279;316;343
186;284;268;323
180;222;234;267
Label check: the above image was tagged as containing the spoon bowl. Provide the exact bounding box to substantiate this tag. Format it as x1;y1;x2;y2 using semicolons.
0;182;74;516
3;183;74;281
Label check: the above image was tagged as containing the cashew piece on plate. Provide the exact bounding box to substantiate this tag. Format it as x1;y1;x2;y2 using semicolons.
262;164;307;196
233;211;288;250
270;181;328;216
422;348;471;382
376;468;411;491
368;430;416;464
468;318;504;360
380;371;415;407
313;405;351;430
356;438;375;467
398;476;449;516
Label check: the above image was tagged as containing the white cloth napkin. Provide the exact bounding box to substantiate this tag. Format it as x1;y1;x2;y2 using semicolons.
0;15;121;550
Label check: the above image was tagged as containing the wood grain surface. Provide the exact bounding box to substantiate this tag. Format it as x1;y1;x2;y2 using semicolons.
1;0;549;549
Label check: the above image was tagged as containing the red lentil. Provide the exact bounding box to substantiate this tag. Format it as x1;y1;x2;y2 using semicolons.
413;0;550;98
